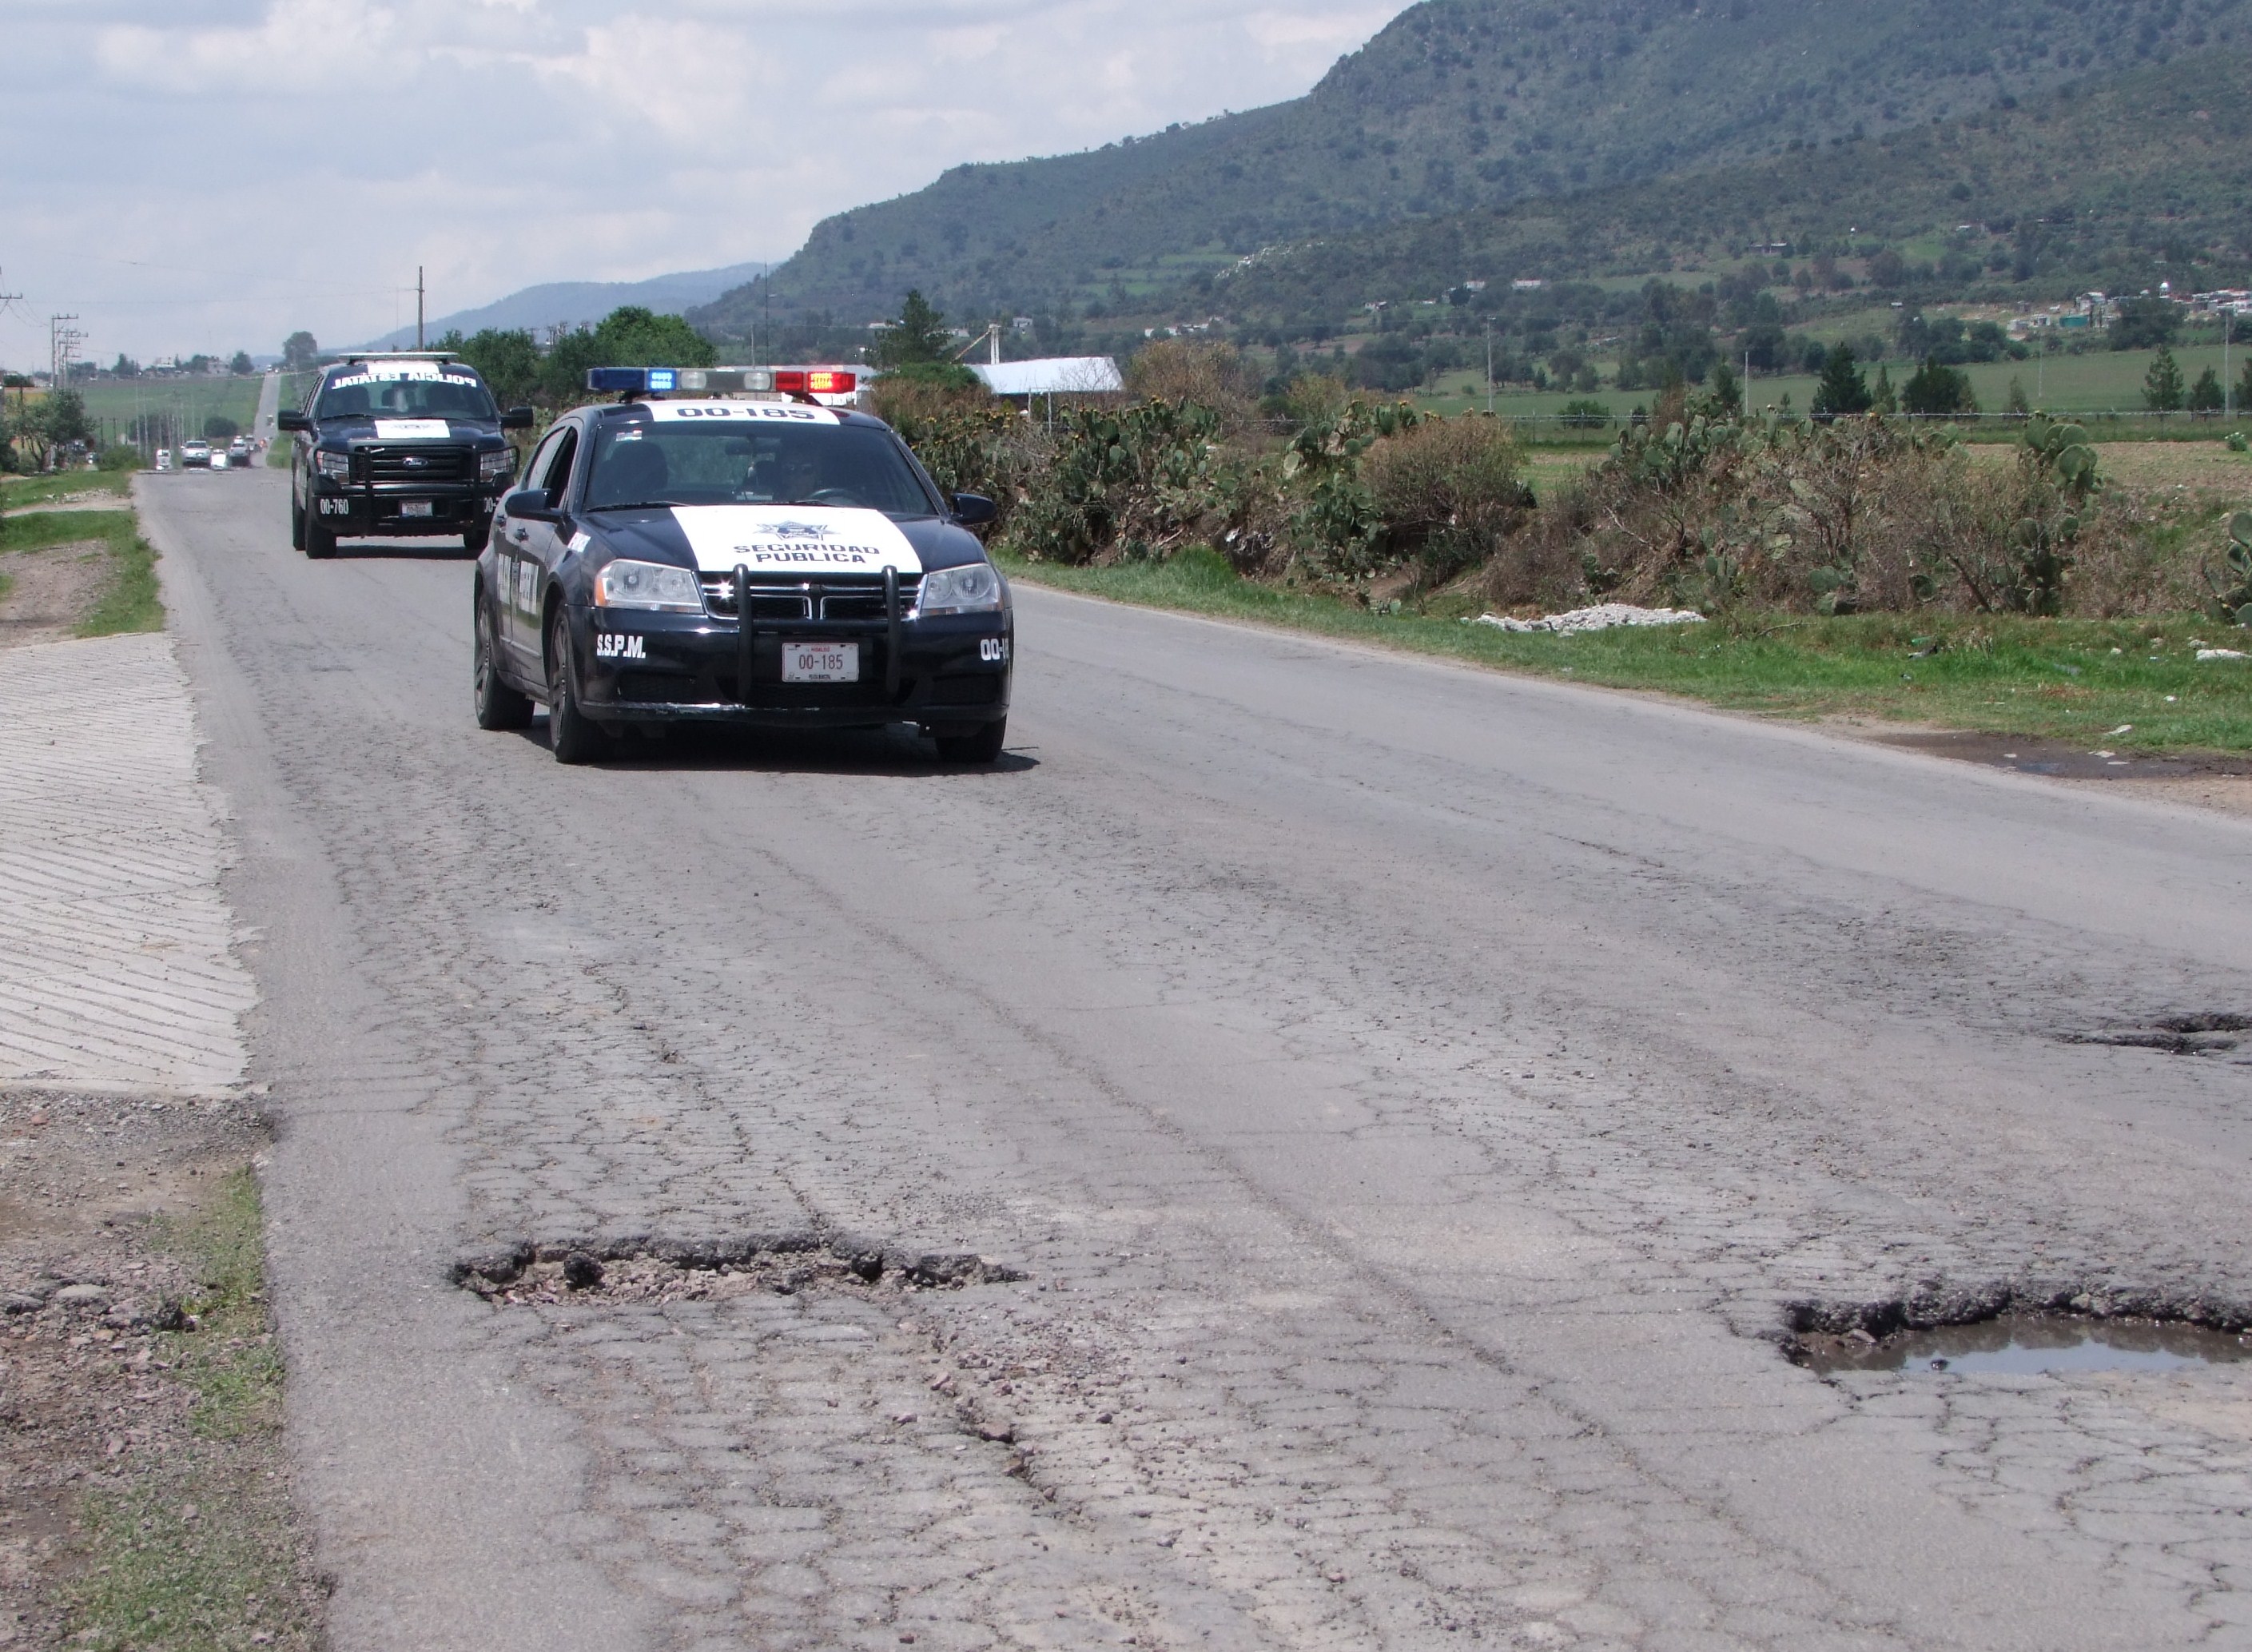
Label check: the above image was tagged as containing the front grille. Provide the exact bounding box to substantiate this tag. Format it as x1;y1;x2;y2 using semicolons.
356;444;471;484
698;572;921;622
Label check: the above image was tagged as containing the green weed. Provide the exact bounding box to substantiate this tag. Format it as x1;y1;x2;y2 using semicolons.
0;503;165;637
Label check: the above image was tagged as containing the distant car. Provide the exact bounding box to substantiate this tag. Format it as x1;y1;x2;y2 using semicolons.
179;440;213;469
227;438;253;467
155;449;173;472
209;449;230;472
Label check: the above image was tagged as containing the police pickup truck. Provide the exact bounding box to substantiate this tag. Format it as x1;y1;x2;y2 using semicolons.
472;365;1011;766
278;353;531;558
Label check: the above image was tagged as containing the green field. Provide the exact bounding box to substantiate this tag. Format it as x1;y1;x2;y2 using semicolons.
1418;342;2252;432
72;376;264;450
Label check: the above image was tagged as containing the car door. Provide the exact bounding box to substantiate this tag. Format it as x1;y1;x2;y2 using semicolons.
501;423;577;670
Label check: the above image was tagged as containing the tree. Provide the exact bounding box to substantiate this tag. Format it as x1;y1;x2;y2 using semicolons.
282;332;320;372
2189;366;2226;416
1900;357;1976;417
202;415;241;441
1706;360;1742;418
110;354;140;378
2238;356;2252;417
1811;344;1872;421
439;327;543;408
229;351;254;376
539;306;715;404
2111;296;2179;352
2005;377;2031;420
875;290;952;368
1871;364;1896;416
2143;345;2186;413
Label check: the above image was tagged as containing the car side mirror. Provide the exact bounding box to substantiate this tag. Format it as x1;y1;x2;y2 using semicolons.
500;407;535;431
950;492;997;528
504;487;560;522
277;410;309;432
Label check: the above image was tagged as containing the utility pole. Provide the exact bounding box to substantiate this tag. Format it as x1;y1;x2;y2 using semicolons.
2226;307;2235;422
416;267;425;350
1485;320;1494;415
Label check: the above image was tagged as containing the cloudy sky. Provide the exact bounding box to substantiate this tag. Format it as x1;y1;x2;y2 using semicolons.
2;0;1399;367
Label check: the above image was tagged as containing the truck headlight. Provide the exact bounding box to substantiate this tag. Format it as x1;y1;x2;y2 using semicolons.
479;448;516;485
593;559;703;613
914;561;1005;617
315;450;350;484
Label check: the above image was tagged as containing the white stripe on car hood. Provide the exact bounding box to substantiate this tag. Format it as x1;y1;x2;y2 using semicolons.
668;506;924;576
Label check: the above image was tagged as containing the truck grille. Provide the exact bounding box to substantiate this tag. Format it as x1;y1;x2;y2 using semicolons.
698;572;921;622
356;444;471;484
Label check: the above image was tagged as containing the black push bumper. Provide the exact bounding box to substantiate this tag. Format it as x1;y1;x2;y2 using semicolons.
309;481;499;538
568;599;1012;733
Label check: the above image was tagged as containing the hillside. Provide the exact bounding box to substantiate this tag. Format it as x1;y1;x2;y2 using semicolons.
365;261;769;349
694;0;2246;338
1206;42;2252;325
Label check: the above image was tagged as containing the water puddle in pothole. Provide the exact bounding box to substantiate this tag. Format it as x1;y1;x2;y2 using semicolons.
1800;1315;2252;1376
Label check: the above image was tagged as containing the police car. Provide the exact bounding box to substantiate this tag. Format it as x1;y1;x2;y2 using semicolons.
278;353;532;559
471;365;1012;766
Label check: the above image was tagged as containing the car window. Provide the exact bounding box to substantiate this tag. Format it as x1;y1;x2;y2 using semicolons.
583;421;938;516
521;426;570;495
539;428;579;496
315;366;497;421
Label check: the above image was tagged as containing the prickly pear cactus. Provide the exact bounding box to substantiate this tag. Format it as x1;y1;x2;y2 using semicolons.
2022;415;2099;496
2209;512;2252;626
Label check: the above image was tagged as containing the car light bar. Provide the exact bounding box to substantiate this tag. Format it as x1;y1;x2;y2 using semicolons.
585;366;859;397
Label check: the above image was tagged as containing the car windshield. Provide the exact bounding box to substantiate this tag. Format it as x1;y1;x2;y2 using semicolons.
583;421;938;516
315;367;497;422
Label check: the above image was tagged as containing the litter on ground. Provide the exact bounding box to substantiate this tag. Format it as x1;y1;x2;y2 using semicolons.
2196;648;2249;662
1474;603;1709;635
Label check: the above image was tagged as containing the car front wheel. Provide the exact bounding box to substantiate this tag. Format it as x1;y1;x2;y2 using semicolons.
545;610;607;765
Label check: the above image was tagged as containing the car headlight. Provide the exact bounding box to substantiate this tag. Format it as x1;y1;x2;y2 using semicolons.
915;561;1005;618
593;559;703;613
315;450;350;484
479;448;516;485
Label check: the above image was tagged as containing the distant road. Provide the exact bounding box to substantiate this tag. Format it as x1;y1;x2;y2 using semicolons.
253;371;281;441
145;468;2252;1651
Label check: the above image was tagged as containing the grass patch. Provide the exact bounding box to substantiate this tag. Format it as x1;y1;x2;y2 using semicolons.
0;470;135;510
66;1168;317;1652
998;547;2252;752
0;504;165;637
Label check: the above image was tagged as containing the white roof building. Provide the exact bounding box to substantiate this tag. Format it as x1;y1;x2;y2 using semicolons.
969;356;1124;396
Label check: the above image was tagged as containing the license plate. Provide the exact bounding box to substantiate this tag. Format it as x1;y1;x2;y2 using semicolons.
782;640;858;683
401;500;435;518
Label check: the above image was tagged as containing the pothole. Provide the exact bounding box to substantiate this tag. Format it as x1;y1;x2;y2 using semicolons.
1796;1313;2252;1376
449;1231;1026;1305
2063;1013;2252;1057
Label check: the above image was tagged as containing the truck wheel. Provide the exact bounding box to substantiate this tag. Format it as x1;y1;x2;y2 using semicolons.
304;516;336;559
546;610;607;765
290;490;306;551
473;614;532;732
935;718;1007;764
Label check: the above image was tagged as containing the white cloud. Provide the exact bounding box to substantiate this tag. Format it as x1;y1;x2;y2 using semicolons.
2;0;1400;361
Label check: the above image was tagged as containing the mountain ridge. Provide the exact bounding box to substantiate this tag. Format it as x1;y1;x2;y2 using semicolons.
364;261;770;349
694;0;2246;339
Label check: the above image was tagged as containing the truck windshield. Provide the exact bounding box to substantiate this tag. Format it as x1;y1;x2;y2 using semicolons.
583;421;940;516
315;368;497;422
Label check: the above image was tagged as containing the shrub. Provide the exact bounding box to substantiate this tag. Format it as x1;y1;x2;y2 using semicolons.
1359;416;1531;583
96;445;141;472
1124;341;1257;431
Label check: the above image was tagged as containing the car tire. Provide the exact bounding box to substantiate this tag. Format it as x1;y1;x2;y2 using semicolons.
289;489;306;551
935;718;1007;764
304;515;336;559
546;609;606;765
473;607;533;732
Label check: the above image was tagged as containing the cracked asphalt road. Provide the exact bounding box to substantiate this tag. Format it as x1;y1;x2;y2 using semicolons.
145;469;2252;1651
